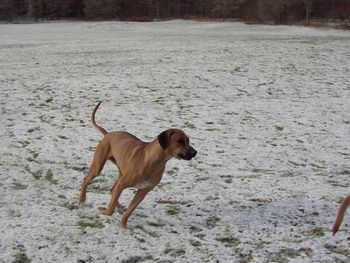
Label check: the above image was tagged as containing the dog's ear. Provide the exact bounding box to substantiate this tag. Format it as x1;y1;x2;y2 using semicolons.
158;130;174;150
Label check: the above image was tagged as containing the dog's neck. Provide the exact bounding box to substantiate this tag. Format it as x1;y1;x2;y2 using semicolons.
144;139;169;167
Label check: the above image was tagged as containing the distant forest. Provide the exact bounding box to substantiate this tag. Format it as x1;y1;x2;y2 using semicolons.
1;0;349;25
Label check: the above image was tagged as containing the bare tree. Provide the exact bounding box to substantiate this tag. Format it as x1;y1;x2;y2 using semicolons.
0;0;13;21
303;0;312;25
31;0;43;21
0;0;348;23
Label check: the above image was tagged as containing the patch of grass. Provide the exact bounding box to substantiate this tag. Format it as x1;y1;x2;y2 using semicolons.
224;178;232;184
13;244;31;263
121;256;143;263
26;152;40;163
153;97;166;105
25;152;36;160
324;244;350;257
327;179;348;188
133;225;160;237
189;225;202;233
89;185;112;193
220;175;233;180
184;121;196;129
269;247;313;262
12;182;28;190
281;171;299;177
288;160;306;167
195;176;210;182
78;216;104;229
299;247;314;257
215;236;240;247
147;221;165;227
157;182;171;188
45;169;58;185
310;163;326;169
18;140;30;148
190;239;202;247
205;195;219;202
195;233;206;240
256;240;272;250
45;97;53;103
27;127;40;133
251;168;274;174
157;199;189;205
166;167;179;175
339;170;350;175
206;215;221;228
164;248;186;257
205;127;218;131
39;115;54;124
63;202;79;211
249;198;272;206
309;227;325;237
134;236;146;243
166;206;180;216
65;164;88;173
121;255;153;263
25;164;42;179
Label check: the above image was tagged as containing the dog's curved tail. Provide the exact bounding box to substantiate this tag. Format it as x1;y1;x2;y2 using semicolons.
332;194;350;235
91;102;108;136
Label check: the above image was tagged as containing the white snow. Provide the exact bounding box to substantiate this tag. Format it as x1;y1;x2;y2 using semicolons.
0;20;349;262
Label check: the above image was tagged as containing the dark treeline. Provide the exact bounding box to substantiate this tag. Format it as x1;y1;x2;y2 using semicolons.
0;0;349;24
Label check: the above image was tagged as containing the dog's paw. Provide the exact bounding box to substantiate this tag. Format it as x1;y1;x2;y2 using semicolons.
119;221;128;229
78;197;85;205
99;208;113;216
78;199;86;208
332;224;340;235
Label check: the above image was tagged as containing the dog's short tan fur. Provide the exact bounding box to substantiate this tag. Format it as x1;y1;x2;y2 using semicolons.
79;102;197;228
332;194;350;235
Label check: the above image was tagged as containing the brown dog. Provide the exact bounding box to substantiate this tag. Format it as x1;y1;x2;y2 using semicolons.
332;194;350;235
79;102;197;228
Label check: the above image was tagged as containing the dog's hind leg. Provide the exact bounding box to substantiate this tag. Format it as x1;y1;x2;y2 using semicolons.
332;194;350;235
79;140;110;205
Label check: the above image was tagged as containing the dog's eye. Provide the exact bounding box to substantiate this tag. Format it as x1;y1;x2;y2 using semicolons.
177;139;184;145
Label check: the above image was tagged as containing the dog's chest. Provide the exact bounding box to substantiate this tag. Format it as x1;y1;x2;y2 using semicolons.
133;162;166;190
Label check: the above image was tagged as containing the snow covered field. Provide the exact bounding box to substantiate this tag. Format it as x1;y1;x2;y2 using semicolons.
0;20;349;262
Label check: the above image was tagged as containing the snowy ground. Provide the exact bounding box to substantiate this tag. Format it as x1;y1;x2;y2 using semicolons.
0;20;349;262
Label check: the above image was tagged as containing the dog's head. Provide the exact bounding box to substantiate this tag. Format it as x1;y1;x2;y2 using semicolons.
158;129;197;160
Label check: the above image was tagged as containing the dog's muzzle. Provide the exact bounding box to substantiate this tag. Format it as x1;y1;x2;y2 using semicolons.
179;147;197;160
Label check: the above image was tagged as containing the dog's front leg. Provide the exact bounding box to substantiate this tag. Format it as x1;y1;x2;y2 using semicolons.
120;189;151;229
100;182;125;216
